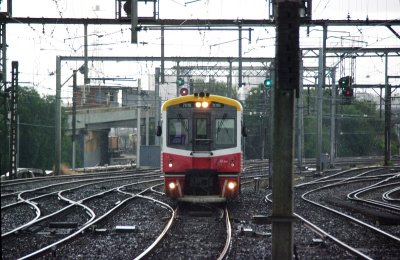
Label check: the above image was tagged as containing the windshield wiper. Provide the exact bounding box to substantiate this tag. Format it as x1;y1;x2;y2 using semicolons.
177;113;189;133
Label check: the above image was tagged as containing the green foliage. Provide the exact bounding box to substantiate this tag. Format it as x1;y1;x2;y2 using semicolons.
243;86;398;160
0;86;82;174
17;88;56;170
0;90;8;174
336;100;384;157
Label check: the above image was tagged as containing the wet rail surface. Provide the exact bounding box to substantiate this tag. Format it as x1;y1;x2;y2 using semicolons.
2;163;399;259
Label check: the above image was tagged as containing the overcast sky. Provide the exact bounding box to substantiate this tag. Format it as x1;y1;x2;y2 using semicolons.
1;0;400;100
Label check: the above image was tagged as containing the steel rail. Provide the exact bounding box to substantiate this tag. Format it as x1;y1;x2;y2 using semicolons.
264;193;374;260
2;173;159;237
17;179;163;259
217;207;232;260
0;169;159;190
383;186;400;202
301;181;400;243
132;191;176;260
1;173;148;209
295;166;385;188
347;178;400;211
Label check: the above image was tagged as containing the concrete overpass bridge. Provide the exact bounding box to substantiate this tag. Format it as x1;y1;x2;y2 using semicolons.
65;105;158;167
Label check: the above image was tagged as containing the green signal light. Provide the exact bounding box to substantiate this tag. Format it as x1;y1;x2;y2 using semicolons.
264;79;272;88
339;76;351;86
177;78;184;86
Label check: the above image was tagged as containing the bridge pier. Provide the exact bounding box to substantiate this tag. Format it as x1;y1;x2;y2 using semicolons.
82;129;110;167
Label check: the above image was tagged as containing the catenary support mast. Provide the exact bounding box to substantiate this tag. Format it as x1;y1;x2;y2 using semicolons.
271;0;300;259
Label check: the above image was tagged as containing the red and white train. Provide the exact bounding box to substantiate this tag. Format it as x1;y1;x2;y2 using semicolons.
157;92;245;203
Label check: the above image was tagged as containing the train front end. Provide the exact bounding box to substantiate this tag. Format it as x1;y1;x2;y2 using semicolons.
159;93;244;203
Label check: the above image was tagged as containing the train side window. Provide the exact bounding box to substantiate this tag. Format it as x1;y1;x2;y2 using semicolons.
168;119;189;145
215;118;235;145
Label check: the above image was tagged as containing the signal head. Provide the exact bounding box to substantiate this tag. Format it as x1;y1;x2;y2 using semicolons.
339;76;352;87
179;86;188;96
177;78;184;86
264;78;272;88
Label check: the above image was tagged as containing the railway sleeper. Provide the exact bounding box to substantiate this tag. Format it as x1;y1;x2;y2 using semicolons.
49;221;78;229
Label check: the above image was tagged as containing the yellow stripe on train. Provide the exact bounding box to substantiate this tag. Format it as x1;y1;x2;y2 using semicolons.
161;93;243;111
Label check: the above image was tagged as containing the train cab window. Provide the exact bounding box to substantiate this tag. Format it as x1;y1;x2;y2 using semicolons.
168;118;189;145
196;119;208;139
194;117;211;147
215;118;235;146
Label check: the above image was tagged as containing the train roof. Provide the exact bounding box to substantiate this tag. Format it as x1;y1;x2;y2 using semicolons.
161;93;243;111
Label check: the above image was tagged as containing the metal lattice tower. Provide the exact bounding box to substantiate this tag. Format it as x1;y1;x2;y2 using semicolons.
0;23;6;87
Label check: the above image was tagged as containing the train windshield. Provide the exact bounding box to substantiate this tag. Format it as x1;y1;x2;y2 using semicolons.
168;118;189;145
166;102;237;150
215;118;235;146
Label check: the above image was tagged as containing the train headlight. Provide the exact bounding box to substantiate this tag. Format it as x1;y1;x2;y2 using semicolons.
168;182;176;190
227;181;236;190
195;101;209;109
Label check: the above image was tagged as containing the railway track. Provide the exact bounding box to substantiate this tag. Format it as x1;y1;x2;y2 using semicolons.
288;166;400;259
147;202;232;259
37;185;175;260
1;168;233;259
1;163;399;258
1;170;168;259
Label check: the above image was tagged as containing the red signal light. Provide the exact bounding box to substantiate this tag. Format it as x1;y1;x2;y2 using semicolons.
179;87;188;96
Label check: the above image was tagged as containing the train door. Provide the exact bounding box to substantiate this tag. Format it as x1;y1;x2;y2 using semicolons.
186;112;219;196
193;113;211;151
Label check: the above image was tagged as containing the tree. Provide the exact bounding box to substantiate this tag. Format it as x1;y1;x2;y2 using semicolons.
243;86;397;160
336;99;385;157
17;88;56;170
0;86;81;174
0;89;8;174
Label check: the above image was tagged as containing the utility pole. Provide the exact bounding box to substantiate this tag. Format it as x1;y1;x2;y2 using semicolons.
271;0;300;259
55;58;83;175
9;61;18;180
268;61;274;180
145;108;149;146
83;23;89;105
227;60;232;98
72;70;77;171
384;52;391;166
1;23;6;85
136;79;141;169
297;60;304;172
176;61;180;97
155;67;160;146
238;24;243;88
161;26;165;84
131;0;138;43
316;25;327;171
55;56;62;175
330;69;336;167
